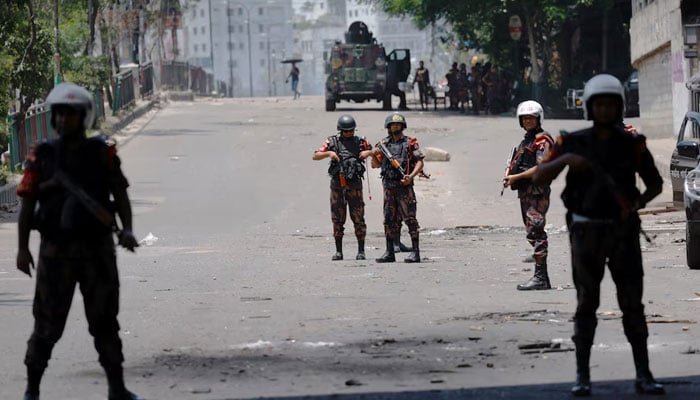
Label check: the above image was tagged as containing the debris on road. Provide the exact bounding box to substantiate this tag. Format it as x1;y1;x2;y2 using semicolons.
139;232;159;246
518;340;574;355
423;147;450;162
345;379;363;386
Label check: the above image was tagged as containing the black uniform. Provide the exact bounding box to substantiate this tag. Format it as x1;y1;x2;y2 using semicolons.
549;125;664;394
17;136;130;386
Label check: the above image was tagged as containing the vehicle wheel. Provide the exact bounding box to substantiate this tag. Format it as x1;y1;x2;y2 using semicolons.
325;98;336;112
687;223;700;269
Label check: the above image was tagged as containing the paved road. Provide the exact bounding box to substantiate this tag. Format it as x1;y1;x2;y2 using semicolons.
0;96;698;399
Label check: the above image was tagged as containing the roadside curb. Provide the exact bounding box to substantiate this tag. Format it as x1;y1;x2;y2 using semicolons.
102;94;162;136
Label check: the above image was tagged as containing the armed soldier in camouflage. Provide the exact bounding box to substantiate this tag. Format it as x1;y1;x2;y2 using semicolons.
533;74;665;397
313;115;373;260
503;100;554;290
371;113;425;263
16;83;140;400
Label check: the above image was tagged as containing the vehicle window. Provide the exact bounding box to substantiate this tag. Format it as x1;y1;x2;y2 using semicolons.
680;117;700;143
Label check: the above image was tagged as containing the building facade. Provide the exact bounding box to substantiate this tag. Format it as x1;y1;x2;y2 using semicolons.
184;0;294;97
630;0;700;137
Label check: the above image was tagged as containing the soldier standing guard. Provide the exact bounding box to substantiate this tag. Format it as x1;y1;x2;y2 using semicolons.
313;115;373;260
371;113;425;263
16;83;141;400
503;100;554;290
533;74;665;396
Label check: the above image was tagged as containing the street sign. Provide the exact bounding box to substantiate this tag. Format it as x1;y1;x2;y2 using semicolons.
509;15;522;41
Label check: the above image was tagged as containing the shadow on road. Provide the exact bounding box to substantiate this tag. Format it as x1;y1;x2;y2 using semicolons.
225;376;700;400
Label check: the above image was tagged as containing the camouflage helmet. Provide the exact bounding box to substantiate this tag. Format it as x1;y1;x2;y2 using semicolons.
384;112;407;129
337;114;356;131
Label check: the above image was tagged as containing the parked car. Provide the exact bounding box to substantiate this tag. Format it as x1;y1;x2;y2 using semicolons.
684;164;700;269
623;70;639;117
670;111;700;269
670;111;700;206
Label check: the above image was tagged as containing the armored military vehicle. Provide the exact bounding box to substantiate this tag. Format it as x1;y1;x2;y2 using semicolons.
325;21;410;111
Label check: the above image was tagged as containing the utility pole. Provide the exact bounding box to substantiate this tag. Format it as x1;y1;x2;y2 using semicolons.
227;0;234;97
246;7;253;97
267;27;271;96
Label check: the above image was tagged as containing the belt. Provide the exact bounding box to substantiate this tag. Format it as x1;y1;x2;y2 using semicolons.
571;213;614;224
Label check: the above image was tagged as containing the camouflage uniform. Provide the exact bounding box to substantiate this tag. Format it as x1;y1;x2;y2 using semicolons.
375;133;425;263
510;129;554;267
17;136;129;380
317;134;372;258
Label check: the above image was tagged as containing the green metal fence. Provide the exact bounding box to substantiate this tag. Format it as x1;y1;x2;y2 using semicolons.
140;62;154;98
112;70;136;115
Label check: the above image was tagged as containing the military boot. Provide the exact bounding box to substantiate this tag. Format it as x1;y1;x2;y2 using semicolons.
632;342;665;395
404;237;420;263
375;238;396;263
106;367;143;400
393;237;412;252
571;345;592;396
23;391;39;400
332;238;343;261
516;264;551;290
356;240;366;260
24;367;44;400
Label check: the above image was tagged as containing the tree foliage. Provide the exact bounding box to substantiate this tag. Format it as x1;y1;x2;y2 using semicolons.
377;0;632;108
1;0;116;129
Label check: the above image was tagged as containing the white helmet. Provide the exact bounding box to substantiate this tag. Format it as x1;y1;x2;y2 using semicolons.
46;82;95;129
582;74;625;121
516;100;544;128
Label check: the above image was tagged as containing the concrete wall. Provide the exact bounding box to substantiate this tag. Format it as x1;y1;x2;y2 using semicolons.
631;0;694;138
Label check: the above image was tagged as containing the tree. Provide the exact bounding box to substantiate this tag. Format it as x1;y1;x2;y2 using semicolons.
376;0;635;107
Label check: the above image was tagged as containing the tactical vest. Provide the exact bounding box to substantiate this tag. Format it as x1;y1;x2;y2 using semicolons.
327;135;366;181
34;137;115;239
560;128;644;219
380;136;410;181
510;130;553;191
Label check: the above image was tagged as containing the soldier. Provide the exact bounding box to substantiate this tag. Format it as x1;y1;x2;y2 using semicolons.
533;74;665;396
445;62;460;111
16;83;140;400
313;115;373;260
503;100;554;290
414;60;431;111
371;113;425;263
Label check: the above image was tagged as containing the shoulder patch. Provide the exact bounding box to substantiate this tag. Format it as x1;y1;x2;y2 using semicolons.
535;132;554;147
624;124;639;135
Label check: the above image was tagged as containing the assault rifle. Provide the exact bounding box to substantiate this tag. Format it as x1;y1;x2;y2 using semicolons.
40;170;117;229
501;145;518;196
377;142;406;177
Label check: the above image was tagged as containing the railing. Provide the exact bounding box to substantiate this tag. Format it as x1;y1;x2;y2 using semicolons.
140;62;154;98
112;70;136;115
162;61;189;91
6;88;105;171
7;104;52;172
